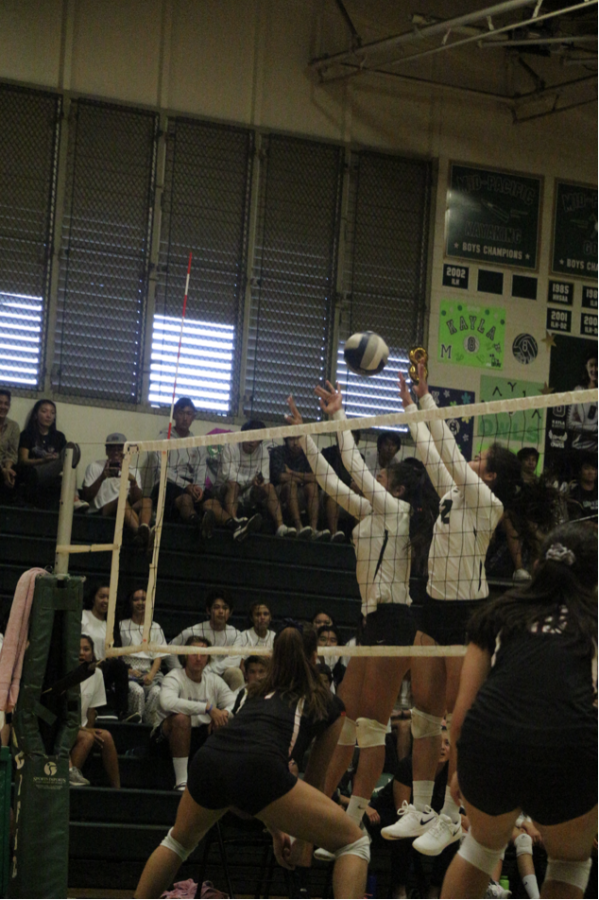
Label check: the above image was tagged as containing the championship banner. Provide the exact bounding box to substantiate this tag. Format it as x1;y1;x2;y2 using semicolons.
445;163;541;271
551;181;598;280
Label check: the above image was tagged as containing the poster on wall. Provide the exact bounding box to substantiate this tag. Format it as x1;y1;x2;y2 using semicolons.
478;375;545;449
551;181;598;280
438;300;505;369
544;335;598;479
428;385;475;461
445;163;541;271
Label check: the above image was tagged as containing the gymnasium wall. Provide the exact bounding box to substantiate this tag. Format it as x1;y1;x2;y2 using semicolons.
2;0;597;473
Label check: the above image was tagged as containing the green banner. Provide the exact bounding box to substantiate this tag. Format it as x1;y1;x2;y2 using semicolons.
478;375;545;445
446;163;541;270
438;300;505;369
552;181;597;279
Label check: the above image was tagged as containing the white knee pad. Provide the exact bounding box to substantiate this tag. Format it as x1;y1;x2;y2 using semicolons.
335;834;370;863
411;708;443;740
458;830;506;877
355;717;387;748
338;716;357;746
160;827;197;862
545;857;592;892
514;831;533;857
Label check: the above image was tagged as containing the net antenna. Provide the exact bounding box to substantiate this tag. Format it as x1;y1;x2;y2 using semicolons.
105;253;193;654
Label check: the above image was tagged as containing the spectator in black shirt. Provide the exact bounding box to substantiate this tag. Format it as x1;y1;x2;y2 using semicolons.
17;399;80;509
270;436;330;540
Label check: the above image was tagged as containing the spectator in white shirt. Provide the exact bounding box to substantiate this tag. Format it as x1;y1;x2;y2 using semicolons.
81;433;153;550
364;431;402;481
168;589;245;690
69;635;121;788
155;636;236;790
215;419;289;537
119;587;167;723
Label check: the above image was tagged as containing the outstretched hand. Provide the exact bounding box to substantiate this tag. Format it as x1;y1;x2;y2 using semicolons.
314;381;343;416
397;372;414;407
412;361;429;399
284;395;303;427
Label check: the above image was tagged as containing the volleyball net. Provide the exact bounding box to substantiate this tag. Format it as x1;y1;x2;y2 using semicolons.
82;386;597;663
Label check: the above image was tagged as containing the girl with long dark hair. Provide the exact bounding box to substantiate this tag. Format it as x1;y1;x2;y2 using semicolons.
441;522;597;899
135;626;370;899
17;399;78;508
285;386;437;840
386;364;523;856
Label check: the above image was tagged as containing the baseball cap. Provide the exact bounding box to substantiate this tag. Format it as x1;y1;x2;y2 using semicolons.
105;432;127;445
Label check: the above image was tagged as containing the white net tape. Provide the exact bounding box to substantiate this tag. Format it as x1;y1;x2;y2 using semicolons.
87;386;596;661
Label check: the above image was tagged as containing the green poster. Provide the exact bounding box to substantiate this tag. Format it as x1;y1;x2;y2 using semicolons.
438;300;505;369
446;163;541;271
478;375;545;446
551;181;598;280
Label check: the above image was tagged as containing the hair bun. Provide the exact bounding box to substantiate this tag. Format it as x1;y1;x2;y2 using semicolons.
545;543;576;566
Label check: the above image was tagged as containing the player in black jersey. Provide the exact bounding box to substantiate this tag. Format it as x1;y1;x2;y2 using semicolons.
135;626;370;899
441;522;597;899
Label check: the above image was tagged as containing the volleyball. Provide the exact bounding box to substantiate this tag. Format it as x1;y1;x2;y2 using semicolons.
343;331;389;376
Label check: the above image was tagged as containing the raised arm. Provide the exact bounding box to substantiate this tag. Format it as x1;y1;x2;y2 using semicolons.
398;372;454;498
285;396;371;520
314;383;407;518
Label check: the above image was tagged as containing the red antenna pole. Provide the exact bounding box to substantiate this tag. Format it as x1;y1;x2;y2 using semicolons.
167;252;192;440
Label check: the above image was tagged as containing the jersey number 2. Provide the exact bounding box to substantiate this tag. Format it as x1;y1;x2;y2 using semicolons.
440;499;453;524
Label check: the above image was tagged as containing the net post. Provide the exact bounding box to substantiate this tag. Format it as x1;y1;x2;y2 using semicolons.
106;448;132;652
143;449;169;645
54;446;77;577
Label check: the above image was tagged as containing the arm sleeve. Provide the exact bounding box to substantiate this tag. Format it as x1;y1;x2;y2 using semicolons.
212;676;237;713
404;403;454;498
420;393;499;514
82;462;99;488
260;445;271;485
301;433;371;519
159;673;208;717
336;411;409;518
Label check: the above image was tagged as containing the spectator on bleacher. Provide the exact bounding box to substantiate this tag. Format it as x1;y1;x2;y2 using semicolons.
322;430;362;542
517;447;540;484
81;583;134;722
215;419;288;538
168;588;245;691
317;624;346;689
0;388;19;505
567;352;597;451
119;587;167;724
364;430;402;480
151;397;238;541
70;635;120;788
244;654;268;685
239;600;276;655
81;433;153;550
155;636;236;791
312;610;335;630
17;399;81;509
270;435;330;540
563;450;598;523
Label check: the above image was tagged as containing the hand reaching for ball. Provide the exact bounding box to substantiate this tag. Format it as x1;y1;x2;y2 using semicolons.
315;381;343;416
285;395;303;427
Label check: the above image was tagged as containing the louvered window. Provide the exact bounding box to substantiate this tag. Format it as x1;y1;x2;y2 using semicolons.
244;135;344;419
337;151;431;428
0;84;60;389
150;119;253;414
53;101;157;402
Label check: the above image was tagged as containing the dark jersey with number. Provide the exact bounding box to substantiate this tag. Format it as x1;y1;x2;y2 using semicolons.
204;689;345;766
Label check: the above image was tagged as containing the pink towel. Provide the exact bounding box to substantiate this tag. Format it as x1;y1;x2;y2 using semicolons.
0;568;48;713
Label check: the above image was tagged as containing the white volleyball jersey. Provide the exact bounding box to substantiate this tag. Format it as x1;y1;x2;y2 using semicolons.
303;411;412;616
405;394;503;601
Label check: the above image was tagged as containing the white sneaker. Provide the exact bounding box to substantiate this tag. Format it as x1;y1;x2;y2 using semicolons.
380;802;438;841
233;513;262;542
485;882;512;898
311;529;331;542
73;499;89;512
412;813;461;856
297;526;313;540
276;524;297;538
174;782;187;792
69;766;90;786
331;531;345;543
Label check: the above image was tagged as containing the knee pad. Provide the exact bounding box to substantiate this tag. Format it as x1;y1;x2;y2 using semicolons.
338;716;357;746
335;834;370;863
514;831;533;857
411;708;443;740
160;827;197;862
545;857;592;892
356;717;387;749
458;830;506;877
